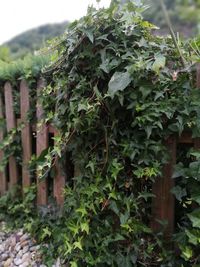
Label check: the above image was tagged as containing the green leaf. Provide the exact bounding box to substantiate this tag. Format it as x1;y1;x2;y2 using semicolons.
191;193;200;205
180;245;193;260
188;209;200;228
73;239;83;250
108;71;132;99
81;222;89;234
83;29;94;43
171;186;187;201
120;211;129;225
70;261;78;267
152;55;166;73
186;229;200;245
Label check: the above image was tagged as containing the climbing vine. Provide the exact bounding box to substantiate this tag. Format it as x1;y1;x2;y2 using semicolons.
1;0;200;266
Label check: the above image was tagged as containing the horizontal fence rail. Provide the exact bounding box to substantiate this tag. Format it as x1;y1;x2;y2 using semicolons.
0;65;200;236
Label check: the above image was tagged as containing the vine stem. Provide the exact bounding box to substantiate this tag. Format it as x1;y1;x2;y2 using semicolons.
159;0;187;68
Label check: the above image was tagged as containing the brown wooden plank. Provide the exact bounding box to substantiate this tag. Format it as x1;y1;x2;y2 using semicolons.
53;130;66;206
0;93;7;195
196;63;200;88
4;82;18;187
179;132;193;144
36;78;48;206
20;80;32;188
194;138;200;150
151;136;176;237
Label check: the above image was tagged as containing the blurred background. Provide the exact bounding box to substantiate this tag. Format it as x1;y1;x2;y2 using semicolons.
0;0;199;62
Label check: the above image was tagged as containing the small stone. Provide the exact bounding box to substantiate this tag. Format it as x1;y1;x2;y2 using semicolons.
15;243;21;252
29;246;37;252
20;234;29;243
1;253;9;261
22;252;31;262
0;244;5;252
17;249;23;258
9;236;16;251
22;245;29;254
14;258;23;266
20;240;29;248
3;258;12;267
19;263;29;267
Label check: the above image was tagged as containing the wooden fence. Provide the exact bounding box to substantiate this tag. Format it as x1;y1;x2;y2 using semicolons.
0;79;65;206
0;67;200;238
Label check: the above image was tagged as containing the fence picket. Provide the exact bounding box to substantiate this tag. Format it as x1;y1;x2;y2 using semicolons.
151;136;176;237
4;82;18;187
36;78;48;206
0;94;7;195
20;80;32;188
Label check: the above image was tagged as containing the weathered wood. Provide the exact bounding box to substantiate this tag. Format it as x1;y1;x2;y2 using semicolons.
0;93;7;195
4;82;18;187
179;132;193;144
53;130;66;206
151;136;176;237
36;78;48;206
20;80;32;188
196;63;200;88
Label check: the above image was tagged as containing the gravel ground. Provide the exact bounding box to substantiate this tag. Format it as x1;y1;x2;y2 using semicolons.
0;222;62;267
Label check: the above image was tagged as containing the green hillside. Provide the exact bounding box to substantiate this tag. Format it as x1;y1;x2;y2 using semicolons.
4;21;68;59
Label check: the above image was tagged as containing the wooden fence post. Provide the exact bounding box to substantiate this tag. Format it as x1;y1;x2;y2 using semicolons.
20;80;32;189
36;78;48;206
0;93;7;195
151;136;176;237
196;63;200;88
4;82;18;187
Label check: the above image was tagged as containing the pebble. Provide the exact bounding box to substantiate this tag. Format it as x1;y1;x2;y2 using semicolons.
0;221;65;266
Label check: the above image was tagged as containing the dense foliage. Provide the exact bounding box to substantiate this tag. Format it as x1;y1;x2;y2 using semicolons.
1;0;200;266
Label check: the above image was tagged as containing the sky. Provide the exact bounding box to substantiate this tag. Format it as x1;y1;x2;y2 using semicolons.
0;0;111;45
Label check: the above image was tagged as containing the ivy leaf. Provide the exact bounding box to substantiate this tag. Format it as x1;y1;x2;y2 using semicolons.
188;209;200;228
152;55;166;74
185;229;200;245
108;71;132;99
73;239;83;250
81;222;89;234
83;29;94;43
120;211;129;225
191;193;200;205
70;261;78;267
171;186;187;201
180;245;193;260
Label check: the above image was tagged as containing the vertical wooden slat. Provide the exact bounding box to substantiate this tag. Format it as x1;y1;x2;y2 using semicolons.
53;130;66;206
20;80;32;188
4;82;18;187
0;93;7;195
36;78;48;206
151;136;176;237
195;66;200;150
196;63;200;88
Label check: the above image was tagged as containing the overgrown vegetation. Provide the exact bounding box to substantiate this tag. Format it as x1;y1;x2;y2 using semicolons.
1;0;200;266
